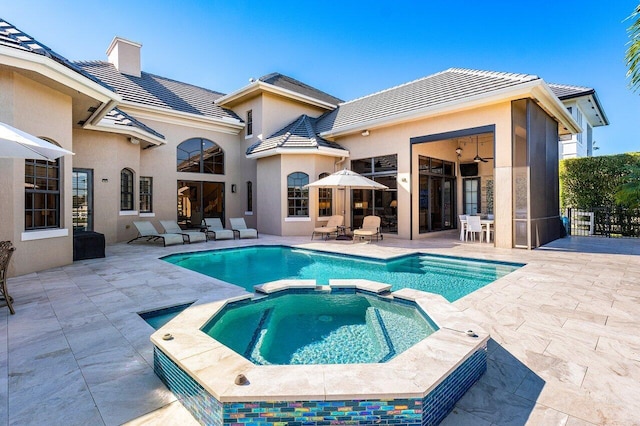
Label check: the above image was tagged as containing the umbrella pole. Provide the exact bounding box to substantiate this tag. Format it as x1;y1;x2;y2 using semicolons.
336;186;352;240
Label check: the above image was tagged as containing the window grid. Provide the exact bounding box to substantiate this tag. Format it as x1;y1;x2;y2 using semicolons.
318;172;332;216
246;110;253;136
121;168;134;211
287;172;309;217
25;159;60;230
177;138;224;174
140;176;153;213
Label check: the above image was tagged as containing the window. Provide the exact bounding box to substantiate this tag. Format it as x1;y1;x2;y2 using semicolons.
140;176;153;213
120;168;134;211
25;158;60;230
247;181;253;212
287;172;309;217
246;110;253;137
318;172;332;217
177;138;224;174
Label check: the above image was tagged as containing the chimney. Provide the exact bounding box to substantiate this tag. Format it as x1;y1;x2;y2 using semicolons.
106;37;142;77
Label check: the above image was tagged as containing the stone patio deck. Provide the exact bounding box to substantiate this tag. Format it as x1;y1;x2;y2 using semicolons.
1;233;638;425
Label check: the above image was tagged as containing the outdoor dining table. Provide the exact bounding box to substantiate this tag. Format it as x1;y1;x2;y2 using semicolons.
460;217;494;243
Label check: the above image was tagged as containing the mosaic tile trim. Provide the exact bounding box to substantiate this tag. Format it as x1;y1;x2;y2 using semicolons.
154;347;223;426
154;345;486;425
422;347;487;426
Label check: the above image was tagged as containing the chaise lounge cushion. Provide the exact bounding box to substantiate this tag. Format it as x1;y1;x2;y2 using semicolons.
160;220;207;243
229;218;258;239
203;218;235;240
129;221;184;247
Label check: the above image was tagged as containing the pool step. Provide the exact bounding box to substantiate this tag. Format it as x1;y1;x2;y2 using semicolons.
244;308;273;364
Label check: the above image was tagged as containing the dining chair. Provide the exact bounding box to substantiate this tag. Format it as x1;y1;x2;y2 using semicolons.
466;215;483;242
458;214;467;241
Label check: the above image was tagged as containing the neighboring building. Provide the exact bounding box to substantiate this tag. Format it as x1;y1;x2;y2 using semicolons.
0;18;607;275
549;83;609;159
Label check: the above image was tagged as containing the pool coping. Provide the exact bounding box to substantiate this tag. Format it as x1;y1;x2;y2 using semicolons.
151;279;489;403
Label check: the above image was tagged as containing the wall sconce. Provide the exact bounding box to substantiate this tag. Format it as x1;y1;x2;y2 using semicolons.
455;147;462;157
101;178;109;183
231;184;237;193
361;130;370;137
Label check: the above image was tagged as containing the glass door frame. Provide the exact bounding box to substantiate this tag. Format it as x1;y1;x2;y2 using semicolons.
72;168;93;232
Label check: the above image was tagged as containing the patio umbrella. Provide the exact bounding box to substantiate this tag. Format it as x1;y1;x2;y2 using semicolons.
0;121;73;160
305;169;388;240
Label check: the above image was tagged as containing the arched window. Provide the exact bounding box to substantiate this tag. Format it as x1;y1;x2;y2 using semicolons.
287;172;309;217
177;138;224;174
318;172;332;217
121;168;134;211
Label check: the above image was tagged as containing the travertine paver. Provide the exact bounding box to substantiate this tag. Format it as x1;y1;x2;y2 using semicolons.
0;233;638;425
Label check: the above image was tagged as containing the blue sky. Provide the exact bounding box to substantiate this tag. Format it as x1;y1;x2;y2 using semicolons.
4;1;639;155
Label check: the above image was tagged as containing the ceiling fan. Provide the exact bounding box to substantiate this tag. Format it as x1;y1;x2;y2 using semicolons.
473;136;492;163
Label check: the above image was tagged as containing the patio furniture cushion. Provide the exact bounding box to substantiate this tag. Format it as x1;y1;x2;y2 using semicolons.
353;215;383;242
203;218;235;240
160;220;207;244
128;221;184;247
312;215;343;240
229;218;258;239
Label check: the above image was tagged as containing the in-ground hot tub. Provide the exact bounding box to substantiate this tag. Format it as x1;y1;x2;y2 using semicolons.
152;280;489;425
202;289;438;365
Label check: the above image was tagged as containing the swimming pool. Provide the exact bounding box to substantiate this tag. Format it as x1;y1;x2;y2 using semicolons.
162;246;522;301
202;291;437;365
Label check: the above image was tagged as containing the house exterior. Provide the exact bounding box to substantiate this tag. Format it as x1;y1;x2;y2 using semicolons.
0;18;607;276
549;83;608;158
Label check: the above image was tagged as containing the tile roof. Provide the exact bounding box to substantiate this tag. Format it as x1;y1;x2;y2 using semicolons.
316;68;541;134
0;18;112;90
74;61;242;121
548;83;595;99
247;114;347;155
259;73;343;105
101;108;165;140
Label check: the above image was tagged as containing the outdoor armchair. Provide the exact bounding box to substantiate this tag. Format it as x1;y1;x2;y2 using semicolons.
203;218;235;240
128;221;184;247
311;215;343;240
0;241;16;314
353;215;383;242
229;218;258;239
160;220;207;244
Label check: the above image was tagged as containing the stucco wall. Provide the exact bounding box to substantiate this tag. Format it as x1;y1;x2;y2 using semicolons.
0;71;73;275
72;129;141;243
256;156;282;235
331;102;514;246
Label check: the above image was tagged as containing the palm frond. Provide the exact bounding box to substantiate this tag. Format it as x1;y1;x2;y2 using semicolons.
625;5;640;92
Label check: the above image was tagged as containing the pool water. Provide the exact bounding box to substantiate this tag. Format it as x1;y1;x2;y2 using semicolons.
201;292;437;365
140;302;193;329
163;246;522;302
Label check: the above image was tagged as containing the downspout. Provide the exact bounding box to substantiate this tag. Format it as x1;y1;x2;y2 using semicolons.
334;156;347;171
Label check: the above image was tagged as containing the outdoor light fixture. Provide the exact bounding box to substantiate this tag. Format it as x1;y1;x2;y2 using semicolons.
361;130;370;137
231;184;237;193
455;147;462;156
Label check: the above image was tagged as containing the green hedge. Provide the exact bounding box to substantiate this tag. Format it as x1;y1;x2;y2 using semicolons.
560;152;640;209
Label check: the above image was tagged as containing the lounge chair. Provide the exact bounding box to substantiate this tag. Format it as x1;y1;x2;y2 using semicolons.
311;215;343;240
0;241;16;314
160;220;207;244
128;221;184;247
353;215;383;243
229;217;258;239
203;218;235;240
